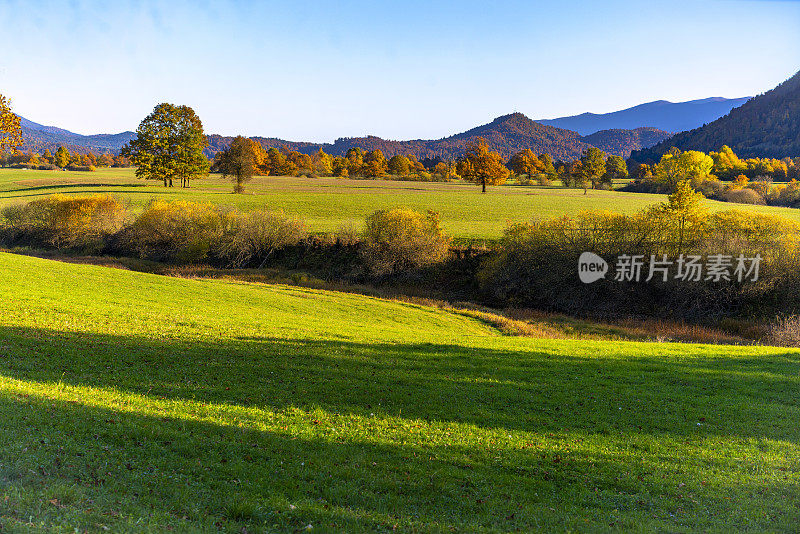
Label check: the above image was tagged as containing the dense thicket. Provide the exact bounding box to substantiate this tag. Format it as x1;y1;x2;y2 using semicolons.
479;187;800;319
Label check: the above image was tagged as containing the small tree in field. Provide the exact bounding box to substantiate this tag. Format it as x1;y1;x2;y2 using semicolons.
457;137;509;193
580;147;607;189
650;179;707;253
508;149;542;180
215;136;259;193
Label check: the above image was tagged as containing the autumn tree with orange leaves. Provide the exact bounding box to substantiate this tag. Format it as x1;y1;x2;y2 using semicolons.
457;137;509;193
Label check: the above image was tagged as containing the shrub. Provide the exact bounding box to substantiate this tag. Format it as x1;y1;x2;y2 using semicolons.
722;188;765;205
122;200;226;263
777;180;800;206
362;207;451;275
706;210;800;255
746;176;772;199
65;164;96;172
691;176;724;199
1;194;125;252
217;209;307;267
478;205;800;318
764;315;800;347
36;164;59;171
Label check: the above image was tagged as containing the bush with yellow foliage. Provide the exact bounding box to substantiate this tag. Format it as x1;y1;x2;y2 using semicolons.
121;199;227;263
362;207;451;275
1;194;125;252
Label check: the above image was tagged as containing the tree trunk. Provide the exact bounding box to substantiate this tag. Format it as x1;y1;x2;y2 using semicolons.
481;176;486;193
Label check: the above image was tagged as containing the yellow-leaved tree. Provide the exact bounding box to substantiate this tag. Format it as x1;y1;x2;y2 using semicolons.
650;179;708;254
0;94;22;152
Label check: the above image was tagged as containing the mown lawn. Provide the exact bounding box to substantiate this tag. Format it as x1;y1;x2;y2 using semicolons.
0;252;798;532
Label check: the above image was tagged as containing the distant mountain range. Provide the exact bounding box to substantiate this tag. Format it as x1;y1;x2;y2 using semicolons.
18;112;670;161
206;114;670;161
631;70;800;162
15;92;756;162
537;97;751;135
19;117;136;155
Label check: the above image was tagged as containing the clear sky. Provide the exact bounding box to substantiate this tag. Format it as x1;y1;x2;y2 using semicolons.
1;0;798;142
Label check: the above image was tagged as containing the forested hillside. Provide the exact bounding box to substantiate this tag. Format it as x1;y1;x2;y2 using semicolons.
631;71;800;162
582;127;671;158
208;113;669;161
19;112;672;162
19;117;135;155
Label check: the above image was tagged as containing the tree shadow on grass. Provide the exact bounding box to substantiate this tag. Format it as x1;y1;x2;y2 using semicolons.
1;379;798;532
1;182;150;195
0;325;799;443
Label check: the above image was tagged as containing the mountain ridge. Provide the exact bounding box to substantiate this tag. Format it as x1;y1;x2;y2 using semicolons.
15;111;671;161
206;113;671;161
537;96;750;135
630;70;800;161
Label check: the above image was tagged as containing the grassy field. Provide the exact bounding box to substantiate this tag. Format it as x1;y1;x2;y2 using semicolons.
3;167;800;239
1;252;799;532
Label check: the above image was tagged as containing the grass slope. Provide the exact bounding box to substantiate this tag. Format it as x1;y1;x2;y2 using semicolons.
0;252;799;532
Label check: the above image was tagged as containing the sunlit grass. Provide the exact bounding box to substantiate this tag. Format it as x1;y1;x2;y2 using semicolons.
0;168;673;240
0;252;799;531
4;168;800;240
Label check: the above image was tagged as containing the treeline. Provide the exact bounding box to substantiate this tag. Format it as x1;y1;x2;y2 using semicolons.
0;146;131;171
626;145;800;206
211;135;578;193
211;141;455;181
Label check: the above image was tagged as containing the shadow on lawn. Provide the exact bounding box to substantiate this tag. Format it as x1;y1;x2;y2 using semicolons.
0;325;799;442
2;374;799;532
1;182;149;195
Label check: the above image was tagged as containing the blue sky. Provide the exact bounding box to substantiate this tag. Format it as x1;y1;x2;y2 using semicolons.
1;0;798;141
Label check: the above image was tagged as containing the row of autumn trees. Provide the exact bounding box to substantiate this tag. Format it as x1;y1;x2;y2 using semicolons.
0;146;131;170
120;102;621;193
630;145;800;186
212;139;447;182
626;146;800;207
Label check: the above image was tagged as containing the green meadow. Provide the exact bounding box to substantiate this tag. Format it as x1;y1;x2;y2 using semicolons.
5;167;800;239
0;252;799;532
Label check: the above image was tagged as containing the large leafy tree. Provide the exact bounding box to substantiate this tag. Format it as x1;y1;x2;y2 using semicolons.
214;136;259;193
540;153;557;179
508;149;543;178
346;147;364;176
0;95;22;153
362;149;388;178
457;137;509;193
654;147;714;191
388;154;411;176
579;147;607;189
55;146;70;168
604;154;629;184
123;103;209;187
